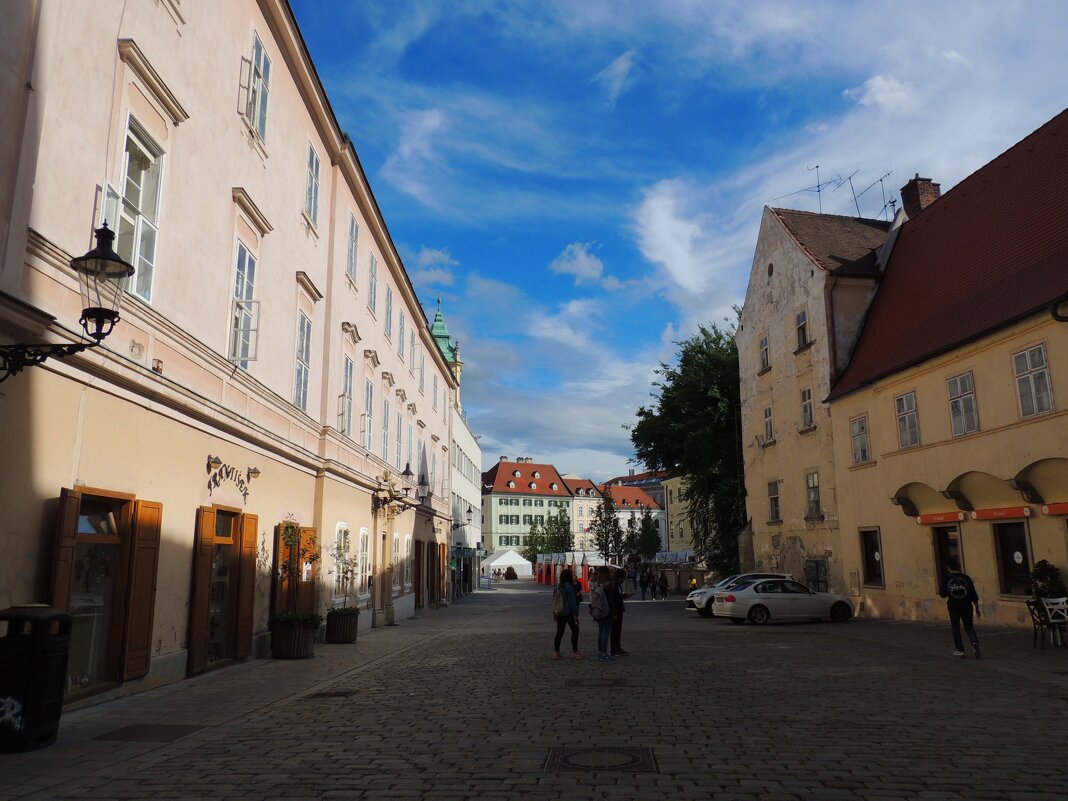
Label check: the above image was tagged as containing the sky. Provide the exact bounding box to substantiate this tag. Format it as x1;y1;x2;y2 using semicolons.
290;1;1068;482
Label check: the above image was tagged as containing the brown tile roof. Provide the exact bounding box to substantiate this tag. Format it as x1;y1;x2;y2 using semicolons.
771;208;891;273
829;108;1068;400
481;461;572;497
562;478;602;498
603;470;671;487
599;484;661;510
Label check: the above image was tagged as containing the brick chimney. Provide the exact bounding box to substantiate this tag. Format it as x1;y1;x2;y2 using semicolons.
900;175;941;218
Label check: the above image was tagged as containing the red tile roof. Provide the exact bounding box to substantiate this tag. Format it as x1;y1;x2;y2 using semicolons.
829;108;1068;400
481;461;571;496
771;208;891;274
599;484;661;510
563;478;602;498
603;470;671;487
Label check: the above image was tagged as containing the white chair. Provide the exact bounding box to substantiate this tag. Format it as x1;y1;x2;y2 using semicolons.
1041;597;1068;647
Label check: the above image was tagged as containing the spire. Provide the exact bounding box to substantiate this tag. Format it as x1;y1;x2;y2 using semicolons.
430;297;456;363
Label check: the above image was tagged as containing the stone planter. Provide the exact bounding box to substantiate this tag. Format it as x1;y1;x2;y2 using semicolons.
269;620;316;659
325;610;359;644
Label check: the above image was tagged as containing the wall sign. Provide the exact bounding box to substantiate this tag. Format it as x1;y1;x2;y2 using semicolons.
207;461;259;504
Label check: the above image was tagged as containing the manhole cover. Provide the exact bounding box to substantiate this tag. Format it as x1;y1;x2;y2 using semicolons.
545;746;657;773
96;724;203;742
565;678;629;688
306;690;356;698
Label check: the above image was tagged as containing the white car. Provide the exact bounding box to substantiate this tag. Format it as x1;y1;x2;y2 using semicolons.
685;572;791;618
713;577;853;624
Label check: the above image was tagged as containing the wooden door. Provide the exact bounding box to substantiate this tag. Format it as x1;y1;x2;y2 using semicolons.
414;540;424;609
122;500;162;680
234;513;258;659
187;507;215;676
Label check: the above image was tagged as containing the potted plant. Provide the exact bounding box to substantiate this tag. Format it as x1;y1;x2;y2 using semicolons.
326;530;361;644
1029;559;1068;599
268;516;321;659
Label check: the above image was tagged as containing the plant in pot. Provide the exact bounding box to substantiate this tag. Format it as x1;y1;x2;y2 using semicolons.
268;516;322;659
1029;559;1068;599
325;528;361;644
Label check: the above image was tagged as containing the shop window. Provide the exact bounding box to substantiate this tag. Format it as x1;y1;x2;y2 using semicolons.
994;521;1031;595
860;529;883;587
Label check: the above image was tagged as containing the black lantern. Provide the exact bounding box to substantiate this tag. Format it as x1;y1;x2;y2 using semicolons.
417;473;430;502
71;223;135;341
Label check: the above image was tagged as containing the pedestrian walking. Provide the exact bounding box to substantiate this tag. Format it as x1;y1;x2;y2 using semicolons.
607;568;628;656
938;560;981;658
639;571;649;600
689;576;698;592
658;572;669;599
552;569;585;660
589;567;614;661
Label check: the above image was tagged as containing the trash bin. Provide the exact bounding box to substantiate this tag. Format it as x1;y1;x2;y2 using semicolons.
0;605;72;752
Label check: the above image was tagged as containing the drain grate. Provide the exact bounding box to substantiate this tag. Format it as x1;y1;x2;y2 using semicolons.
544;746;657;773
565;677;630;688
306;690;356;699
95;724;203;742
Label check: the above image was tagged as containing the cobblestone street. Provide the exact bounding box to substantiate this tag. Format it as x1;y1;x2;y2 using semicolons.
4;580;1068;801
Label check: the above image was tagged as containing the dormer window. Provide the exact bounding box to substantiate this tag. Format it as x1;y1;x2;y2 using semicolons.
507;480;515;488
513;470;521;478
533;471;541;479
529;482;537;490
550;483;558;491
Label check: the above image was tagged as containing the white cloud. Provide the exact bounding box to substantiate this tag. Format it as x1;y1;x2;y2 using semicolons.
416;247;459;268
549;242;604;284
843;75;918;112
381;109;448;208
592;50;637;104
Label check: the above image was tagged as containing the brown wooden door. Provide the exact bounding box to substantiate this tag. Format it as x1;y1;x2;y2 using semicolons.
234;513;258;659
122;500;163;680
50;488;82;611
187;507;215;676
414;541;424;609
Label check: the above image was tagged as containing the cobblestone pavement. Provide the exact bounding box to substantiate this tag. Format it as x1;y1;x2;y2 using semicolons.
4;580;1068;800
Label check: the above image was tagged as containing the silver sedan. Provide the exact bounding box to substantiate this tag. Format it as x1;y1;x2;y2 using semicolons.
713;578;853;624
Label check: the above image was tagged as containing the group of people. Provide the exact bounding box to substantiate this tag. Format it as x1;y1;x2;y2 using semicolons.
638;569;670;601
551;567;628;662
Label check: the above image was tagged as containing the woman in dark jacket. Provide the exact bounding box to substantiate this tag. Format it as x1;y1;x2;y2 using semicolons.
552;569;585;660
606;568;627;656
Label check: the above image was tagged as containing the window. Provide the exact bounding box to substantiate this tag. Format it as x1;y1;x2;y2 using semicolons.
334;526;352;597
419;350;425;393
763;406;774;442
339;356;354;436
392;534;400;588
368;255;378;313
805;472;821;519
523;499;532;506
850;415;870;464
398;311;406;358
294;312;311;411
363;379;374;451
1014;344;1052;418
947;372;979;436
895;392;920;448
535;515;544;525
409;332;416;372
800;388;813;429
346;215;358;281
759;334;770;371
246;34;270;140
359;529;370;593
860;529;883;587
523;514;532;525
534;499;544;507
498;514;508;525
229;242;258;369
994;521;1031;595
796;309;809;350
395;411;402;469
407;423;413;469
382;399;390;462
305;145;320;224
385;286;393;338
433;374;438;410
767;481;781;522
105;122;163;302
510;515;519;525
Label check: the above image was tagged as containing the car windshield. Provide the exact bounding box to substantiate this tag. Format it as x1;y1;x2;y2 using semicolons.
713;574;740;588
726;580;756;592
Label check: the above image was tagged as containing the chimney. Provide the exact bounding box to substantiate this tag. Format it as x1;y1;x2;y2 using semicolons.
900;175;941;218
500;455;509;462
628;468;635;476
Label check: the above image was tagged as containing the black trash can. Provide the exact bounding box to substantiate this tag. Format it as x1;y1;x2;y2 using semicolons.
0;605;72;752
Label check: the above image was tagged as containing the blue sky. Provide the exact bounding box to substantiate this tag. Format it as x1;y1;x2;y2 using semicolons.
290;1;1068;481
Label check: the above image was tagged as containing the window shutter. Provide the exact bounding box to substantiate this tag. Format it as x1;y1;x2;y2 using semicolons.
187;506;216;677
238;55;252;120
121;500;163;681
50;488;82;610
235;513;258;660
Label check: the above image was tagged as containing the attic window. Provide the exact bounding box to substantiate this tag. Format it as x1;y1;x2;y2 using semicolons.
507;480;515;488
533;471;541;479
513;470;521;478
551;483;558;491
529;482;537;490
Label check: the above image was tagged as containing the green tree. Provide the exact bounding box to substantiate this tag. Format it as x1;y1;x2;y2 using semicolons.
637;506;661;560
545;507;574;553
623;514;640;559
630;321;744;574
590;488;623;563
520;519;546;564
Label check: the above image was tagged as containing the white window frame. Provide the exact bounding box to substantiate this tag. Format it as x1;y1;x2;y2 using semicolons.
767;481;780;522
359;528;370;594
1013;344;1053;418
245;33;271;141
409;332;416;373
305;144;320;225
895;391;920;449
385;286;393;338
795;309;809;350
759;333;770;371
948;371;979;436
395;410;403;469
368;255;378;313
419;350;425;393
333;525;351;598
382;398;391;462
294;312;312;411
339;356;354;436
433;374;438;410
398;311;406;358
407;423;413;470
392;533;400;588
229;241;259;369
346;214;359;282
763;406;774;441
800;387;813;429
363;379;374;451
850;415;870;465
805;472;821;519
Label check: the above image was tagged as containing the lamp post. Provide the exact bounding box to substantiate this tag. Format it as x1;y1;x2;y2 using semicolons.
451;504;474;597
1;223;134;381
370;466;416;627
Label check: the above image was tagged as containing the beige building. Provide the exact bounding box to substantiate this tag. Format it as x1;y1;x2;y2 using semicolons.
561;474;600;551
0;0;456;704
827;111;1068;626
661;474;693;553
738;206;890;591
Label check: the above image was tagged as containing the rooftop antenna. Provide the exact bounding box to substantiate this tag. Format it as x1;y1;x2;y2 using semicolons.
855;171;893;220
772;167;845;211
831;169;862;217
808;165;822;213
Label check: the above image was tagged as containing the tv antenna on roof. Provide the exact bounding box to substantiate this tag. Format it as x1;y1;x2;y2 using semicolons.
831;169;862;217
772;165;845;213
854;171;894;220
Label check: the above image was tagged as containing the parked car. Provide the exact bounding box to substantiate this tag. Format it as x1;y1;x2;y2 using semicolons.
713;577;853;624
685;572;791;617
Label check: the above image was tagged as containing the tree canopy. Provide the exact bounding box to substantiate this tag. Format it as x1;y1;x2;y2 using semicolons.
590;488;624;563
630;321;744;574
637;506;662;560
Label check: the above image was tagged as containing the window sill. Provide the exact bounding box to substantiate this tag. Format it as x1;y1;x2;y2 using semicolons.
797;424;817;435
767;518;783;526
803;514;826;523
863;582;885;590
240;116;270;161
759;438;777;449
849;460;878;471
345;272;358;292
757;366;772;377
300;210;320;240
793;340;814;356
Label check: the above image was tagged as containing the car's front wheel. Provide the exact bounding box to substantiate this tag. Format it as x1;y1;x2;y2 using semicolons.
747;605;771;625
697;605;710;618
830;602;852;622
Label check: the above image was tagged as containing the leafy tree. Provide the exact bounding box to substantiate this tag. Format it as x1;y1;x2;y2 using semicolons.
623;514;640;559
590;488;623;563
637;507;661;560
630;321;744;574
545;507;574;553
520;520;546;564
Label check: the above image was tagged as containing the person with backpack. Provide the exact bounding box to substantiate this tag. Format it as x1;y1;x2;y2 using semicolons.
938;560;981;658
552;569;585;661
589;567;614;661
607;568;628;656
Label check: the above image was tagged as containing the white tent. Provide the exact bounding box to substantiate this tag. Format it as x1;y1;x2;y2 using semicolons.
483;549;533;578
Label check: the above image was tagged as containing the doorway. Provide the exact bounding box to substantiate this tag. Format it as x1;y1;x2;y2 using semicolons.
933;525;962;580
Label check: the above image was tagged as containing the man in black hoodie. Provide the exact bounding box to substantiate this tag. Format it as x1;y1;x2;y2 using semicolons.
606;569;628;656
938;560;981;658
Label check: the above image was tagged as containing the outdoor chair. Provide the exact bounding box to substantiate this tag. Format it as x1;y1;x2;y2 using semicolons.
1041;597;1068;647
1027;599;1058;649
